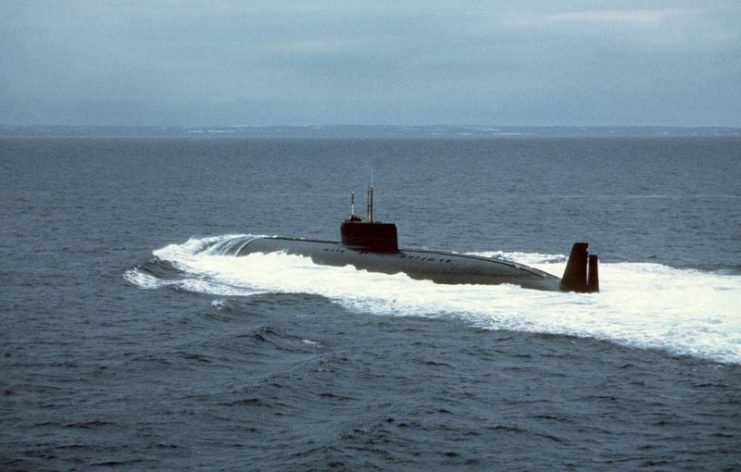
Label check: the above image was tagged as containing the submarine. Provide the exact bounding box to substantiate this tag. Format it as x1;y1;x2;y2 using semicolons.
237;187;599;293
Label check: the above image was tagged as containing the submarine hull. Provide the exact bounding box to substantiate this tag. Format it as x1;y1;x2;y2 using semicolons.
237;236;563;292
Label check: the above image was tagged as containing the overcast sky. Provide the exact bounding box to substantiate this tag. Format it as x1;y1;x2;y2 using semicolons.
1;1;739;127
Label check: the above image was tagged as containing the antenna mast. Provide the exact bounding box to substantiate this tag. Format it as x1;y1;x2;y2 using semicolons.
367;185;374;222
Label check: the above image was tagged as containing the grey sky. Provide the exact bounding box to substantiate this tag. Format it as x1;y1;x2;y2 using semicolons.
1;1;739;126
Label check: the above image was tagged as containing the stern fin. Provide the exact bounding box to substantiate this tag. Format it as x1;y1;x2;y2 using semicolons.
561;242;599;293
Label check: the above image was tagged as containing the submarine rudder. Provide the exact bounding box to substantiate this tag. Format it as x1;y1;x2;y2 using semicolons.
560;242;599;293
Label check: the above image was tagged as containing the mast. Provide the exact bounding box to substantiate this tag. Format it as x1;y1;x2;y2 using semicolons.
367;185;374;222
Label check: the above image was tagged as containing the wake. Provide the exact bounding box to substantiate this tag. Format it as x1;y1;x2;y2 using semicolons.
125;235;741;364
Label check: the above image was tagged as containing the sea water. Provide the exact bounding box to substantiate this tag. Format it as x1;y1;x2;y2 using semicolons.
2;137;739;469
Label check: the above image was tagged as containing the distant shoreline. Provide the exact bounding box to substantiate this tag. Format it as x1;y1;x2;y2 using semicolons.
1;125;740;138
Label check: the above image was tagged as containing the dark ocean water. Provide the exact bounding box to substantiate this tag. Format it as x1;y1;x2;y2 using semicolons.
1;137;740;470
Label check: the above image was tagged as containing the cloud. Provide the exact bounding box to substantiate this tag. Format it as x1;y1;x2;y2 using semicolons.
0;1;739;126
517;9;684;26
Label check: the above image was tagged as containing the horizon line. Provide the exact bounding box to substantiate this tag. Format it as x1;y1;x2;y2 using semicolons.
2;124;740;139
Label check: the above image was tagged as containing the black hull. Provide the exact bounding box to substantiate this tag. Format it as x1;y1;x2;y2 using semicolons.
237;237;563;292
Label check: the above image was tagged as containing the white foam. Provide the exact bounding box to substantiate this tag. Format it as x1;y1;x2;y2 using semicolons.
127;236;741;364
122;268;163;289
467;250;567;265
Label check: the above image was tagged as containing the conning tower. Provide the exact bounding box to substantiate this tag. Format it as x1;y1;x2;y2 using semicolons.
340;186;398;253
